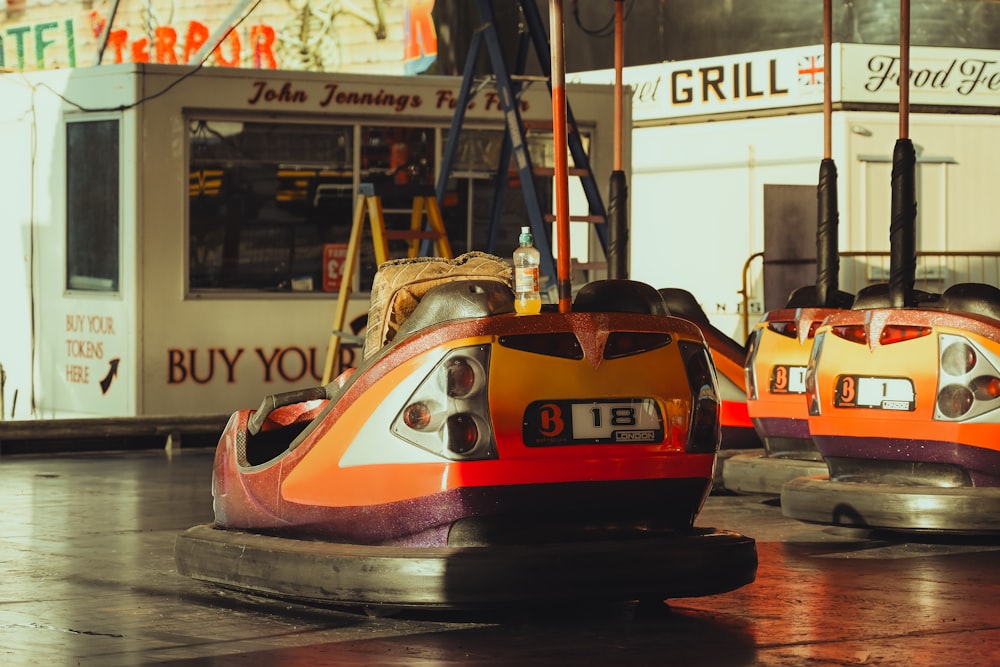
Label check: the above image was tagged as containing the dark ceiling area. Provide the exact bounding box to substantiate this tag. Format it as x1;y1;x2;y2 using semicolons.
431;0;1000;76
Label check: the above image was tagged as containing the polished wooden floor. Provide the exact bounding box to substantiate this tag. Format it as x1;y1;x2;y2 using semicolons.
3;447;999;666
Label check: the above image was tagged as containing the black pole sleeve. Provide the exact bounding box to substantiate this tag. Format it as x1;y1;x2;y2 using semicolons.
816;158;840;308
607;170;628;279
889;138;917;308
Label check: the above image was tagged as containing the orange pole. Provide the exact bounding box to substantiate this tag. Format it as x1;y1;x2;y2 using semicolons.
550;0;572;312
614;0;624;172
899;0;910;139
823;0;832;160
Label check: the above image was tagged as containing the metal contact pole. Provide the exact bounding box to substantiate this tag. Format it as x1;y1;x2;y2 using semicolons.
550;0;573;312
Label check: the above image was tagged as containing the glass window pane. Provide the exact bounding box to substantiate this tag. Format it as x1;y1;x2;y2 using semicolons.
67;119;120;292
188;119;354;292
438;128;554;258
188;120;577;294
355;126;436;288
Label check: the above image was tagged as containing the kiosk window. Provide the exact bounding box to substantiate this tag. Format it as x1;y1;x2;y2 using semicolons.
188;120;444;294
67;119;120;292
189;119;356;293
187;119;573;294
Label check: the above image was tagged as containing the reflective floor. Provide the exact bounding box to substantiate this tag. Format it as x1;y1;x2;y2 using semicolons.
3;448;1000;666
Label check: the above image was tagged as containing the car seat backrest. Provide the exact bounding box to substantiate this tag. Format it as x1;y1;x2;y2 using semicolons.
573;280;669;316
942;283;1000;322
659;287;748;354
658;288;707;324
785;284;854;309
783;285;820;309
852;283;940;310
364;251;513;360
851;284;894;310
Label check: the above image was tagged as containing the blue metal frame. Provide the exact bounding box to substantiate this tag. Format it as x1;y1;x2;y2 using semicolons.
433;0;609;289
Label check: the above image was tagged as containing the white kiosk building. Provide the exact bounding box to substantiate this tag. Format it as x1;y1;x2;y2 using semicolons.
0;65;620;420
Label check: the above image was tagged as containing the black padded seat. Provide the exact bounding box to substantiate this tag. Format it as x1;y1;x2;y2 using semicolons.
574;280;669;316
852;283;940;310
659;287;746;353
784;284;855;309
659;287;708;324
942;283;1000;322
914;290;942;307
851;284;893;309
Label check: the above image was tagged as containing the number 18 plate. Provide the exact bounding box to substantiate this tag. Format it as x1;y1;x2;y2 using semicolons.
523;398;664;446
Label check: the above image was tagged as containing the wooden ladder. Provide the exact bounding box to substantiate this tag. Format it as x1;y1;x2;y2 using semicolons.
321;183;452;384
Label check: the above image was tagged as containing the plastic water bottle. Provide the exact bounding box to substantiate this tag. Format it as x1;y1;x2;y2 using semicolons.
513;226;542;315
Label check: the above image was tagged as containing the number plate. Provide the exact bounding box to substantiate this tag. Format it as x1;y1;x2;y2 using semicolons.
769;365;806;394
523;398;664;446
834;375;915;411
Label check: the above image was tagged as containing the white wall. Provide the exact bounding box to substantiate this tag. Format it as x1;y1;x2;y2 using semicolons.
843;111;1000;254
0;75;38;419
629;113;827;339
628;108;1000;340
8;70;143;418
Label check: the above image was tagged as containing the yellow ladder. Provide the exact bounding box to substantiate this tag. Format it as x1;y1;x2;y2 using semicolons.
321;183;452;384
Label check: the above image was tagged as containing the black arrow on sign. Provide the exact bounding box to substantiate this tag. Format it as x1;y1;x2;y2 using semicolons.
100;358;120;395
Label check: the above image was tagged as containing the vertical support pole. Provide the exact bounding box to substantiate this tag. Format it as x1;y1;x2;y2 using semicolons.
889;0;916;309
549;0;572;312
613;0;624;175
519;0;609;252
899;0;910;142
816;0;840;308
607;0;628;280
823;0;833;163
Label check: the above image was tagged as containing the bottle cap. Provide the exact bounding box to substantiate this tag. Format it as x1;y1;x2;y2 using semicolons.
519;226;532;244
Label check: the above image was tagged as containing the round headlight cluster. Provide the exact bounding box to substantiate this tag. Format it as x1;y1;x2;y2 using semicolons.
935;335;1000;422
393;346;496;460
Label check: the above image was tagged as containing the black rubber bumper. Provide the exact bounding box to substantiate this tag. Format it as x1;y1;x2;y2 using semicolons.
781;474;1000;533
721;452;828;495
174;524;758;609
